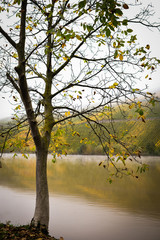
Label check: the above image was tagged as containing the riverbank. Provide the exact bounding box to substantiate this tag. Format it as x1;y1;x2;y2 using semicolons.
0;223;61;240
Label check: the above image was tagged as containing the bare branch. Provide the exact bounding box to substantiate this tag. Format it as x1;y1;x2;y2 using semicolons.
6;72;20;94
0;26;17;49
52;24;102;78
128;20;160;29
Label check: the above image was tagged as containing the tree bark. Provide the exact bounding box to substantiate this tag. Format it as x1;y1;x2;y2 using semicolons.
31;146;49;230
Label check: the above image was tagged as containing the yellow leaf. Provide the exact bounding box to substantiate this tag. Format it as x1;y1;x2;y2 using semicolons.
155;140;160;147
26;25;33;31
119;54;123;61
62;43;66;48
109;134;114;139
109;161;114;166
113;82;118;87
109;82;118;89
72;131;80;137
65;111;70;116
109;85;114;89
115;12;122;17
145;74;148;79
141;115;146;123
12;53;18;58
15;105;21;110
129;103;135;109
76;35;82;41
63;56;68;61
137;101;141;108
113;42;116;48
77;132;80;137
145;44;150;50
110;148;114;153
15;25;20;29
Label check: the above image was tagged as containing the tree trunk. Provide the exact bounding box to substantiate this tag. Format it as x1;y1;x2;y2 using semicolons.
31;147;49;230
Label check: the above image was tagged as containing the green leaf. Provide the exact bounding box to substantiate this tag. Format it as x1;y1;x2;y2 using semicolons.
78;0;86;9
135;108;144;116
122;19;128;26
114;50;118;59
106;28;111;37
87;25;94;32
83;24;86;31
139;109;144;116
108;24;114;31
22;153;28;159
52;158;56;164
127;29;133;33
45;4;53;8
114;8;123;16
107;177;113;184
86;71;92;75
149;98;156;106
14;0;21;5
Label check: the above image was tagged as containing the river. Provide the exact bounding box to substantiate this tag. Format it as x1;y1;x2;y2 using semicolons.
0;154;160;240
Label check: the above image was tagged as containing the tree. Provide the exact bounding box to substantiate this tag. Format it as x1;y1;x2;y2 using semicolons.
0;0;159;232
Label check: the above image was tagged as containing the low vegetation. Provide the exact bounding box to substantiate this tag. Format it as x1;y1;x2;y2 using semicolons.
0;223;59;240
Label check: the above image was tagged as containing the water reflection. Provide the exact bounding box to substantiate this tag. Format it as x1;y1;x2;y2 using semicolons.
0;154;160;240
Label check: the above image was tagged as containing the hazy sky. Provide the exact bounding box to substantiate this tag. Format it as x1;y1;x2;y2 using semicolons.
0;0;160;119
127;0;160;91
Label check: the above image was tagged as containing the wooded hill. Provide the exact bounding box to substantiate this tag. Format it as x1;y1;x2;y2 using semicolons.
64;101;160;156
0;101;160;156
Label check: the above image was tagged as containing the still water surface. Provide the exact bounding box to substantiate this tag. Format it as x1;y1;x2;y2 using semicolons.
0;154;160;240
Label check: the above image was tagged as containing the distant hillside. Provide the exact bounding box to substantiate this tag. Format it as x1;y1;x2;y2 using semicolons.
0;117;12;124
0;101;160;156
64;101;160;156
